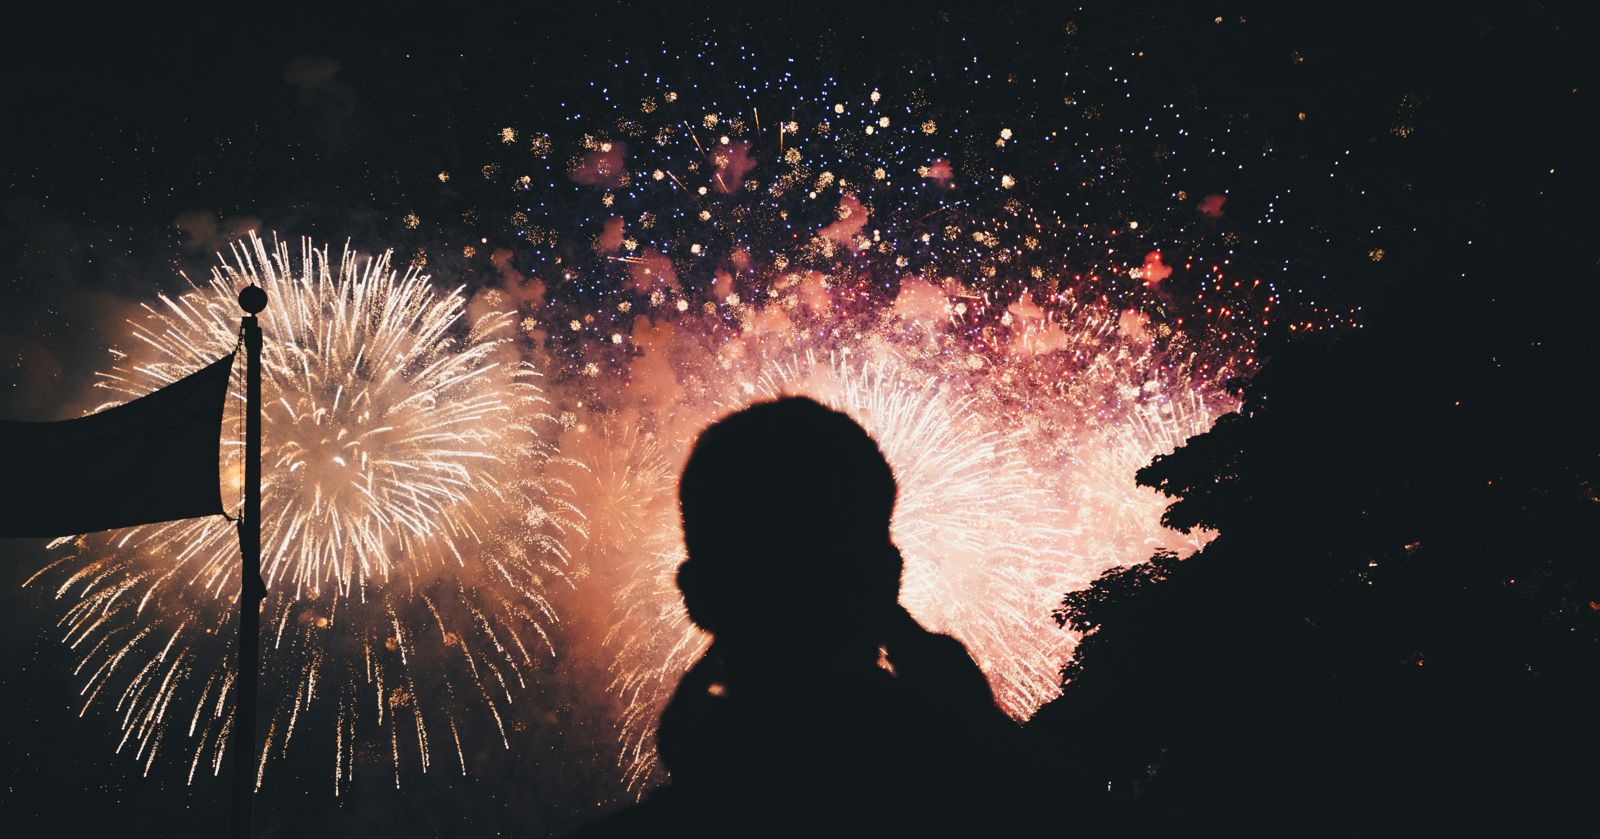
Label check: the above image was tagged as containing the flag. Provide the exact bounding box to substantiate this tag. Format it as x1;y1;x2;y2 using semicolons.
0;353;235;537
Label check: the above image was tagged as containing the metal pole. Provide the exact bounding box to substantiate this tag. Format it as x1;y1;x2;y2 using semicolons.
232;286;268;839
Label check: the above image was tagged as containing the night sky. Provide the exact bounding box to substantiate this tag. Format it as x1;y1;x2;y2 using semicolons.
0;4;1589;837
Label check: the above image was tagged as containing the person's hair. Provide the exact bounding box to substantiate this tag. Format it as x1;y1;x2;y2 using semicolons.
676;396;902;641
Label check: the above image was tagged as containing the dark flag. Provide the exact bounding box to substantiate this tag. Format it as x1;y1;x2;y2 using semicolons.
0;353;235;537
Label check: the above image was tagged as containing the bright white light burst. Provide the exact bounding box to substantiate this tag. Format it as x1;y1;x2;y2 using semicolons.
26;234;579;791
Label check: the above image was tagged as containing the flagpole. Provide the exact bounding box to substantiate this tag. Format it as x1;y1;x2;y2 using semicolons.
232;285;268;839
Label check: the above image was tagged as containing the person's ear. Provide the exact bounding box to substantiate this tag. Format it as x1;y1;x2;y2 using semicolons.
676;560;721;633
873;542;904;606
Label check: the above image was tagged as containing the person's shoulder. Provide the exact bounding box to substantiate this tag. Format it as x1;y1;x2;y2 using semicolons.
892;627;988;685
918;629;979;661
657;657;736;776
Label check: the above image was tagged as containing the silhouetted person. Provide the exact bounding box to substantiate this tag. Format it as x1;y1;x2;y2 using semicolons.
575;397;1022;837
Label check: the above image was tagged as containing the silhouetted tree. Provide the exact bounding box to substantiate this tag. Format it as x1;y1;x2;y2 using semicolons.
1030;305;1600;833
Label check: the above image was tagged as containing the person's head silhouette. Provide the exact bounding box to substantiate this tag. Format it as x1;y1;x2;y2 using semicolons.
571;396;1020;838
676;396;902;659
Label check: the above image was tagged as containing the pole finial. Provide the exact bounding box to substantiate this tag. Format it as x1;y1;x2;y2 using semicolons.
238;285;268;314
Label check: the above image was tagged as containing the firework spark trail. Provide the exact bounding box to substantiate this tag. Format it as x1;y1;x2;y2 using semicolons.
26;233;580;791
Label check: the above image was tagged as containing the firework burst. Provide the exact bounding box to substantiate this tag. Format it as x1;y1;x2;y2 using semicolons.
754;351;1078;714
25;234;579;791
580;329;1217;789
404;63;1298;796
